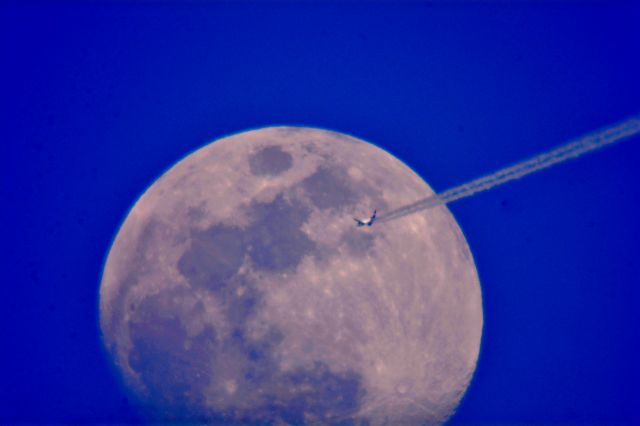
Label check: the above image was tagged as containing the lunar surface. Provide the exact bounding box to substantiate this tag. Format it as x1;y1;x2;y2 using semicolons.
100;127;483;424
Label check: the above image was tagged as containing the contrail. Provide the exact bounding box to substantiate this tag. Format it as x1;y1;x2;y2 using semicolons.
378;114;640;224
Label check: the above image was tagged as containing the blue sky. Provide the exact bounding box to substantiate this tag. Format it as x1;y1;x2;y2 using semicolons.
2;1;639;423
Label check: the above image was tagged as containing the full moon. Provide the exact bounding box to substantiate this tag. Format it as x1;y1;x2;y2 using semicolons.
100;127;483;424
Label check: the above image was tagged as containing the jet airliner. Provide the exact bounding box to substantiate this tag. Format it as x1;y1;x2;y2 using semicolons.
354;210;377;227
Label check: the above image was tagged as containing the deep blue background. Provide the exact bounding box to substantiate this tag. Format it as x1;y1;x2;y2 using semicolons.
2;1;639;424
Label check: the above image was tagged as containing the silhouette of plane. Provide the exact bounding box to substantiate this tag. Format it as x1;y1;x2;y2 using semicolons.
354;210;377;227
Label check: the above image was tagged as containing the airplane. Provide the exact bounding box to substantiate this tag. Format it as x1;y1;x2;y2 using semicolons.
354;210;377;227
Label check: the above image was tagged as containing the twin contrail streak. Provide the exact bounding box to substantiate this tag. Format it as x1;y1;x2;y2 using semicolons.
378;114;640;224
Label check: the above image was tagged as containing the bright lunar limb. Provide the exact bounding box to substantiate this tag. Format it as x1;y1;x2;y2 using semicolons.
99;127;483;424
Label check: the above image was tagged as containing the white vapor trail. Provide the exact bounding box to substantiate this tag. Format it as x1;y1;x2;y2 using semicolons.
378;114;640;224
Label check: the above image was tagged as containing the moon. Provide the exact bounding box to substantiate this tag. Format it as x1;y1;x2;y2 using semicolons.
99;127;483;424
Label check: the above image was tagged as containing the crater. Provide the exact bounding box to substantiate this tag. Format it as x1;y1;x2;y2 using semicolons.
276;361;365;424
224;278;263;325
128;290;217;413
177;224;246;291
300;166;359;210
342;230;376;256
396;383;410;395
246;193;315;272
249;145;293;176
104;219;164;349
